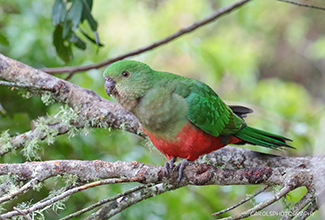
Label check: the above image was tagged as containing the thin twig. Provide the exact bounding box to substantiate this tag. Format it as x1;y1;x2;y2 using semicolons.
13;207;32;220
213;185;270;216
280;188;315;220
34;183;82;209
277;0;325;11
85;183;178;220
1;121;74;157
0;179;40;204
219;185;294;220
64;72;74;80
0;177;145;219
293;199;318;220
41;0;251;75
60;184;147;220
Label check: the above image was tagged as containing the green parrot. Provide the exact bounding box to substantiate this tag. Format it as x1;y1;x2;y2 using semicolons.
103;60;293;182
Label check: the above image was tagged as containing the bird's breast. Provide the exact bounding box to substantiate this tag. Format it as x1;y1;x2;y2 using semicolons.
142;122;242;161
133;89;188;134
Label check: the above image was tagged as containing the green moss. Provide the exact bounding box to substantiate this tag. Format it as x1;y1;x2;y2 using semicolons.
200;154;224;168
22;137;41;161
91;116;109;128
21;91;32;99
32;181;43;192
20;105;85;160
0;130;13;154
62;174;78;186
48;187;69;213
40;92;55;106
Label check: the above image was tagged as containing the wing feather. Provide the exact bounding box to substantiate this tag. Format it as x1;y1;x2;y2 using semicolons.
174;80;244;137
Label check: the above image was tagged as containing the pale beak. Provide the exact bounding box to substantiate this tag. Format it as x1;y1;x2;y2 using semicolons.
104;77;116;97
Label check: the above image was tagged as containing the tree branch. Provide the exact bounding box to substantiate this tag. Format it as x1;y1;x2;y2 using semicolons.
60;184;147;220
0;53;142;135
13;207;32;220
0;177;145;219
277;0;325;11
220;185;295;220
198;146;315;169
0;159;314;187
0;178;40;204
85;183;177;220
212;185;270;216
0;158;314;219
40;0;251;75
280;189;315;220
294;199;318;220
0;53;144;156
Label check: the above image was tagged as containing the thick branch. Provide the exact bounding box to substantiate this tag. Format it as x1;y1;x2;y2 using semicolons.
0;53;141;135
200;146;316;169
0;160;314;187
0;158;316;219
41;0;251;75
0;53;144;155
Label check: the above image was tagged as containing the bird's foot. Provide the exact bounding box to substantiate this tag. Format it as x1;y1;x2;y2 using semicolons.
173;159;189;185
164;158;176;175
164;158;190;185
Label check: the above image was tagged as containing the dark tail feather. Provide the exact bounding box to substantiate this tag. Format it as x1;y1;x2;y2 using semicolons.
235;126;294;150
229;105;254;119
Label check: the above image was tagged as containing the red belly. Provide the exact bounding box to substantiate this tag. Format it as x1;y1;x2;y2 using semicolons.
142;122;242;161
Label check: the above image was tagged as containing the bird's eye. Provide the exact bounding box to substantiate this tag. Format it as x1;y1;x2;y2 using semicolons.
122;71;130;78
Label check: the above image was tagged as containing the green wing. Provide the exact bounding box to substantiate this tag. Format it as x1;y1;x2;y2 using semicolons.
174;79;245;137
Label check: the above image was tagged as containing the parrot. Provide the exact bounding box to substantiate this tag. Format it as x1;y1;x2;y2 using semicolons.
103;60;293;183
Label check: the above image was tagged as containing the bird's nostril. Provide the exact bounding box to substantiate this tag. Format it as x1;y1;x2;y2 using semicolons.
105;77;113;82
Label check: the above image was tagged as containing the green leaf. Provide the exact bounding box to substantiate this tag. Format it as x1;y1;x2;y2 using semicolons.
51;0;66;26
86;0;93;10
53;25;73;63
62;20;73;39
0;33;9;46
70;33;86;50
80;0;93;22
51;0;99;62
81;0;98;31
79;28;104;47
67;0;83;30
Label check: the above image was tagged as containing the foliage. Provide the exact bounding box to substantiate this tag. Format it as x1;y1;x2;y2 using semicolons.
51;0;103;63
0;0;325;219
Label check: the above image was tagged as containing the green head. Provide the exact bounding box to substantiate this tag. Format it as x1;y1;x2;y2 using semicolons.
103;60;155;110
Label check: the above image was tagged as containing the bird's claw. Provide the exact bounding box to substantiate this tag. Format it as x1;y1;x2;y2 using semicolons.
175;159;189;184
164;158;176;175
164;158;189;185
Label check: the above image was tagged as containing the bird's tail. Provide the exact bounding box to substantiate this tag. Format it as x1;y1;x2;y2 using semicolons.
235;126;294;149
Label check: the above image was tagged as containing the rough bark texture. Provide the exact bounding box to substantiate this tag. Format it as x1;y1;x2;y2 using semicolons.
0;158;315;187
0;53;142;137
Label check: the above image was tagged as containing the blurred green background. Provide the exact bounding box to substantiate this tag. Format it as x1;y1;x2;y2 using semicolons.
0;0;324;219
